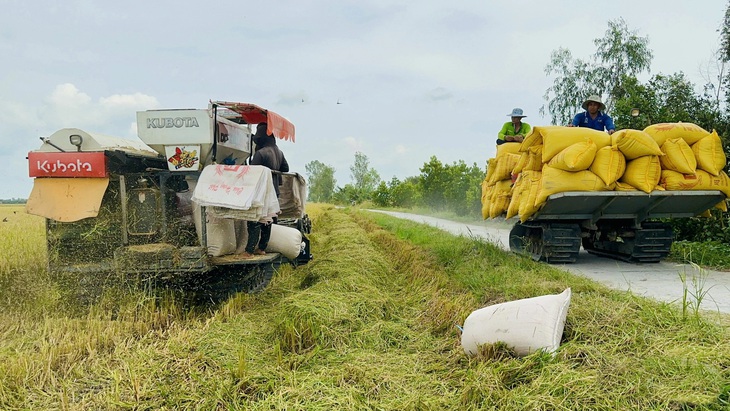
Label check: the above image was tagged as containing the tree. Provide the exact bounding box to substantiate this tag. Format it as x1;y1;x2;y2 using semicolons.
419;156;448;210
372;181;392;207
718;1;730;117
722;1;730;63
350;152;381;202
542;18;652;125
332;184;360;205
390;176;421;209
418;157;482;214
305;160;336;203
612;73;718;129
593;18;653;102
372;176;422;208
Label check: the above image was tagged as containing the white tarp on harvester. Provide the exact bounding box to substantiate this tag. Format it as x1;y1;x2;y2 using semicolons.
191;164;280;222
38;128;161;157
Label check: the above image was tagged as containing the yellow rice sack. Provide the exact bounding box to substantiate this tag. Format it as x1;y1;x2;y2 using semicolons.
481;202;490;220
659;170;701;191
519;171;542;222
536;166;610;205
611;129;663;160
487;153;520;185
660;138;697;175
692;130;726;176
620;156;662;193
525;145;544;171
538;126;611;163
491;179;513;198
693;169;730;198
481;177;490;203
547;139;598;171
512;151;529;174
485;158;496;187
506;174;525;219
496;142;522;157
613;181;638;191
643;122;710;146
519;127;543;151
590;146;626;185
489;179;514;218
481;181;493;219
489;193;510;218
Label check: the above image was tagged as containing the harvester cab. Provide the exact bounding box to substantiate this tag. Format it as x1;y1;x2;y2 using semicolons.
26;101;311;301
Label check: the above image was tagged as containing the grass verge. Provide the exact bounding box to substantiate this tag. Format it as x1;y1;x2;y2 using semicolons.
0;204;728;409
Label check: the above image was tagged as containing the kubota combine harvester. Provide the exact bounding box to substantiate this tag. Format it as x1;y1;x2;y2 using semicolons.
26;101;311;301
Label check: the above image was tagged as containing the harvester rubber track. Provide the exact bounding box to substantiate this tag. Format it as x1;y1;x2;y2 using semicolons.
191;263;277;303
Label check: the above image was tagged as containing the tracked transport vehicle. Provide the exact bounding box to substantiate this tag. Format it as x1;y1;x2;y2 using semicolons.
509;190;726;264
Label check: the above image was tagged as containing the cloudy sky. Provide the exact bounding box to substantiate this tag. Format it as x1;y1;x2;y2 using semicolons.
1;0;725;199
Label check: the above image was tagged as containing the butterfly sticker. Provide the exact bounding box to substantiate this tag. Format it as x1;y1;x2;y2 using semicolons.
167;146;199;169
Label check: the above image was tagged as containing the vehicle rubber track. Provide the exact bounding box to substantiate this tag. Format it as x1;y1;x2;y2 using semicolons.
583;222;673;263
510;222;581;264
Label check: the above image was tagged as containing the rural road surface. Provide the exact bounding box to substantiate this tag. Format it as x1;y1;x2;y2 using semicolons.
370;210;730;315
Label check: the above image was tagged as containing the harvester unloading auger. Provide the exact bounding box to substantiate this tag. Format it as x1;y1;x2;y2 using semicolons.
26;101;311;302
482;123;729;264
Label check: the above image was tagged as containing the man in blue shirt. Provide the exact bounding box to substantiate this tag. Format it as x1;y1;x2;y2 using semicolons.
571;95;615;134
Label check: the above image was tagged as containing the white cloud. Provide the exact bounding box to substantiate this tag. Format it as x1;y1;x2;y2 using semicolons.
100;93;159;110
0;0;726;199
47;83;91;107
343;136;363;152
39;84;159;136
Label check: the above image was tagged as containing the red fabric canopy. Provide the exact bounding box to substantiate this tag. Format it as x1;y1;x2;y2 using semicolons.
212;101;296;143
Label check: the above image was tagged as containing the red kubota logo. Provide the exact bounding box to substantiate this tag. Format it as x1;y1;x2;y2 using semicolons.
28;152;108;178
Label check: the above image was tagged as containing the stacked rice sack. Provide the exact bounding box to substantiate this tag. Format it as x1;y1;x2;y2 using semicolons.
481;142;521;219
480;122;729;222
647;123;730;211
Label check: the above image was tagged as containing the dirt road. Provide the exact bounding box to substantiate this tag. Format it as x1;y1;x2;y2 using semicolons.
371;210;730;314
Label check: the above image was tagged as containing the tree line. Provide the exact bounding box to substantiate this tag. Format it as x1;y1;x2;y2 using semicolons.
0;199;26;204
306;4;730;244
306;153;484;216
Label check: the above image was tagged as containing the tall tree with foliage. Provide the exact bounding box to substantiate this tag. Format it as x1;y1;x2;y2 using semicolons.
329;152;381;205
304;160;336;203
419;156;448;210
721;1;730;108
391;176;421;209
350;152;381;198
542;18;653;125
612;73;718;130
372;177;422;208
418;156;482;214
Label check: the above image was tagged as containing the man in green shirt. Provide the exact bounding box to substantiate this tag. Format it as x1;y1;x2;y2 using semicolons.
497;108;531;145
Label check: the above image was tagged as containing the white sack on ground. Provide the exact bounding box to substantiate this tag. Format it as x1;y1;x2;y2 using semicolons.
267;223;304;259
461;288;571;357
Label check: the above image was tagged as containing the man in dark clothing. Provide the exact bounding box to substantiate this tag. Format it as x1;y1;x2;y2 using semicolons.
242;122;289;258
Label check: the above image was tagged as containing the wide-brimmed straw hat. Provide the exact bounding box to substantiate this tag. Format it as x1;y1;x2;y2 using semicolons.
507;108;526;117
582;95;605;111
